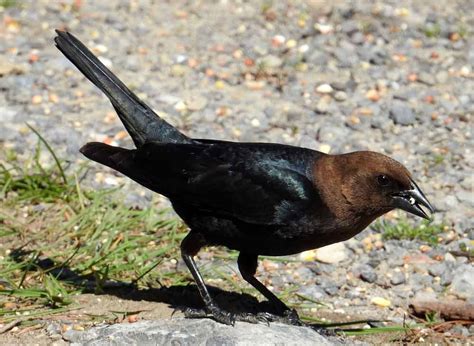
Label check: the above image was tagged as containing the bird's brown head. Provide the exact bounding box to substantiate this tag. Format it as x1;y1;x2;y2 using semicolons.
316;151;434;221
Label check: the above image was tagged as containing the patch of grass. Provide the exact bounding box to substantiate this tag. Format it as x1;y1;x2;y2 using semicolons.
375;218;444;245
0;274;73;308
423;153;445;169
340;325;412;336
1;124;68;203
360;20;374;35
0;0;17;9
456;23;469;39
430;154;445;166
260;0;273;15
424;311;440;324
0;128;190;324
423;23;441;38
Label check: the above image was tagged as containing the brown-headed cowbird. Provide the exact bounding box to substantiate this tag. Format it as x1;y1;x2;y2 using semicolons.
55;30;434;326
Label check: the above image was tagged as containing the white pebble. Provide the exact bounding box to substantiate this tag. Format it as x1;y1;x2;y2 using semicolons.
251;118;261;127
314;23;333;34
94;44;108;53
316;83;333;94
298;44;309;53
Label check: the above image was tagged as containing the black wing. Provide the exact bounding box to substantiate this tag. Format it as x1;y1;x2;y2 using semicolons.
81;141;322;225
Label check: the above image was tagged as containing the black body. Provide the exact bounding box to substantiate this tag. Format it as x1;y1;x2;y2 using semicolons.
82;140;339;255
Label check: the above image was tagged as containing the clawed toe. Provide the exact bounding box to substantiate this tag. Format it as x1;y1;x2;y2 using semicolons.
183;306;236;326
237;309;303;326
282;308;303;326
234;312;273;325
182;307;208;319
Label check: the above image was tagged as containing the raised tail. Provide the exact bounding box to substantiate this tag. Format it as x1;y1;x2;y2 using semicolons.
54;30;192;147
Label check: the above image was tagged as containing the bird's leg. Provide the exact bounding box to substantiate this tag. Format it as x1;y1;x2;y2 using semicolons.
180;233;275;326
180;232;236;325
237;252;302;326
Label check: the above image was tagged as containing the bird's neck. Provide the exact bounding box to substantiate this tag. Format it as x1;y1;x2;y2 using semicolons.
312;155;385;232
312;155;352;219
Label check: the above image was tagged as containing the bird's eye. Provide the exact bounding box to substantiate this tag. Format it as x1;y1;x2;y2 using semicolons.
377;175;390;186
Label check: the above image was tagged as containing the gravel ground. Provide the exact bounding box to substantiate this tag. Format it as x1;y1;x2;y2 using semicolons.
1;0;473;341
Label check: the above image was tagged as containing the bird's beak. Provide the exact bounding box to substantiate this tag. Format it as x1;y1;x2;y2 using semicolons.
391;179;435;220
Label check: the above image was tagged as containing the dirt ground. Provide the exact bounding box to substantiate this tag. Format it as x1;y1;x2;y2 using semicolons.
0;293;176;345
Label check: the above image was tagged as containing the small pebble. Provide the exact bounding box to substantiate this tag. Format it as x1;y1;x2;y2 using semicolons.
334;91;347;101
390;103;416;125
366;89;380;102
316;84;333;94
371;297;391;307
390;272;406;285
315;243;348;264
32;95;43;104
360;268;377;283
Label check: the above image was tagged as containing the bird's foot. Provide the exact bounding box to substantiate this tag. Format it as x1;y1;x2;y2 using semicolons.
264;309;303;326
183;306;288;326
183;306;310;329
183;305;236;326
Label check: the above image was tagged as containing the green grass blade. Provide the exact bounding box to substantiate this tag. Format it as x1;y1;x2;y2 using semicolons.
26;123;68;185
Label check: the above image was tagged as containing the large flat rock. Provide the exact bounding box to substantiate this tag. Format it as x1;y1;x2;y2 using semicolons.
63;318;339;345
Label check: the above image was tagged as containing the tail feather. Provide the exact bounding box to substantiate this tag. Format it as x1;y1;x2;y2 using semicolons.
55;30;192;147
80;142;161;193
80;142;134;171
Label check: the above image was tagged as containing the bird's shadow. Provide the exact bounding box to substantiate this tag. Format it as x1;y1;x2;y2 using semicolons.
9;248;278;316
102;284;277;315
